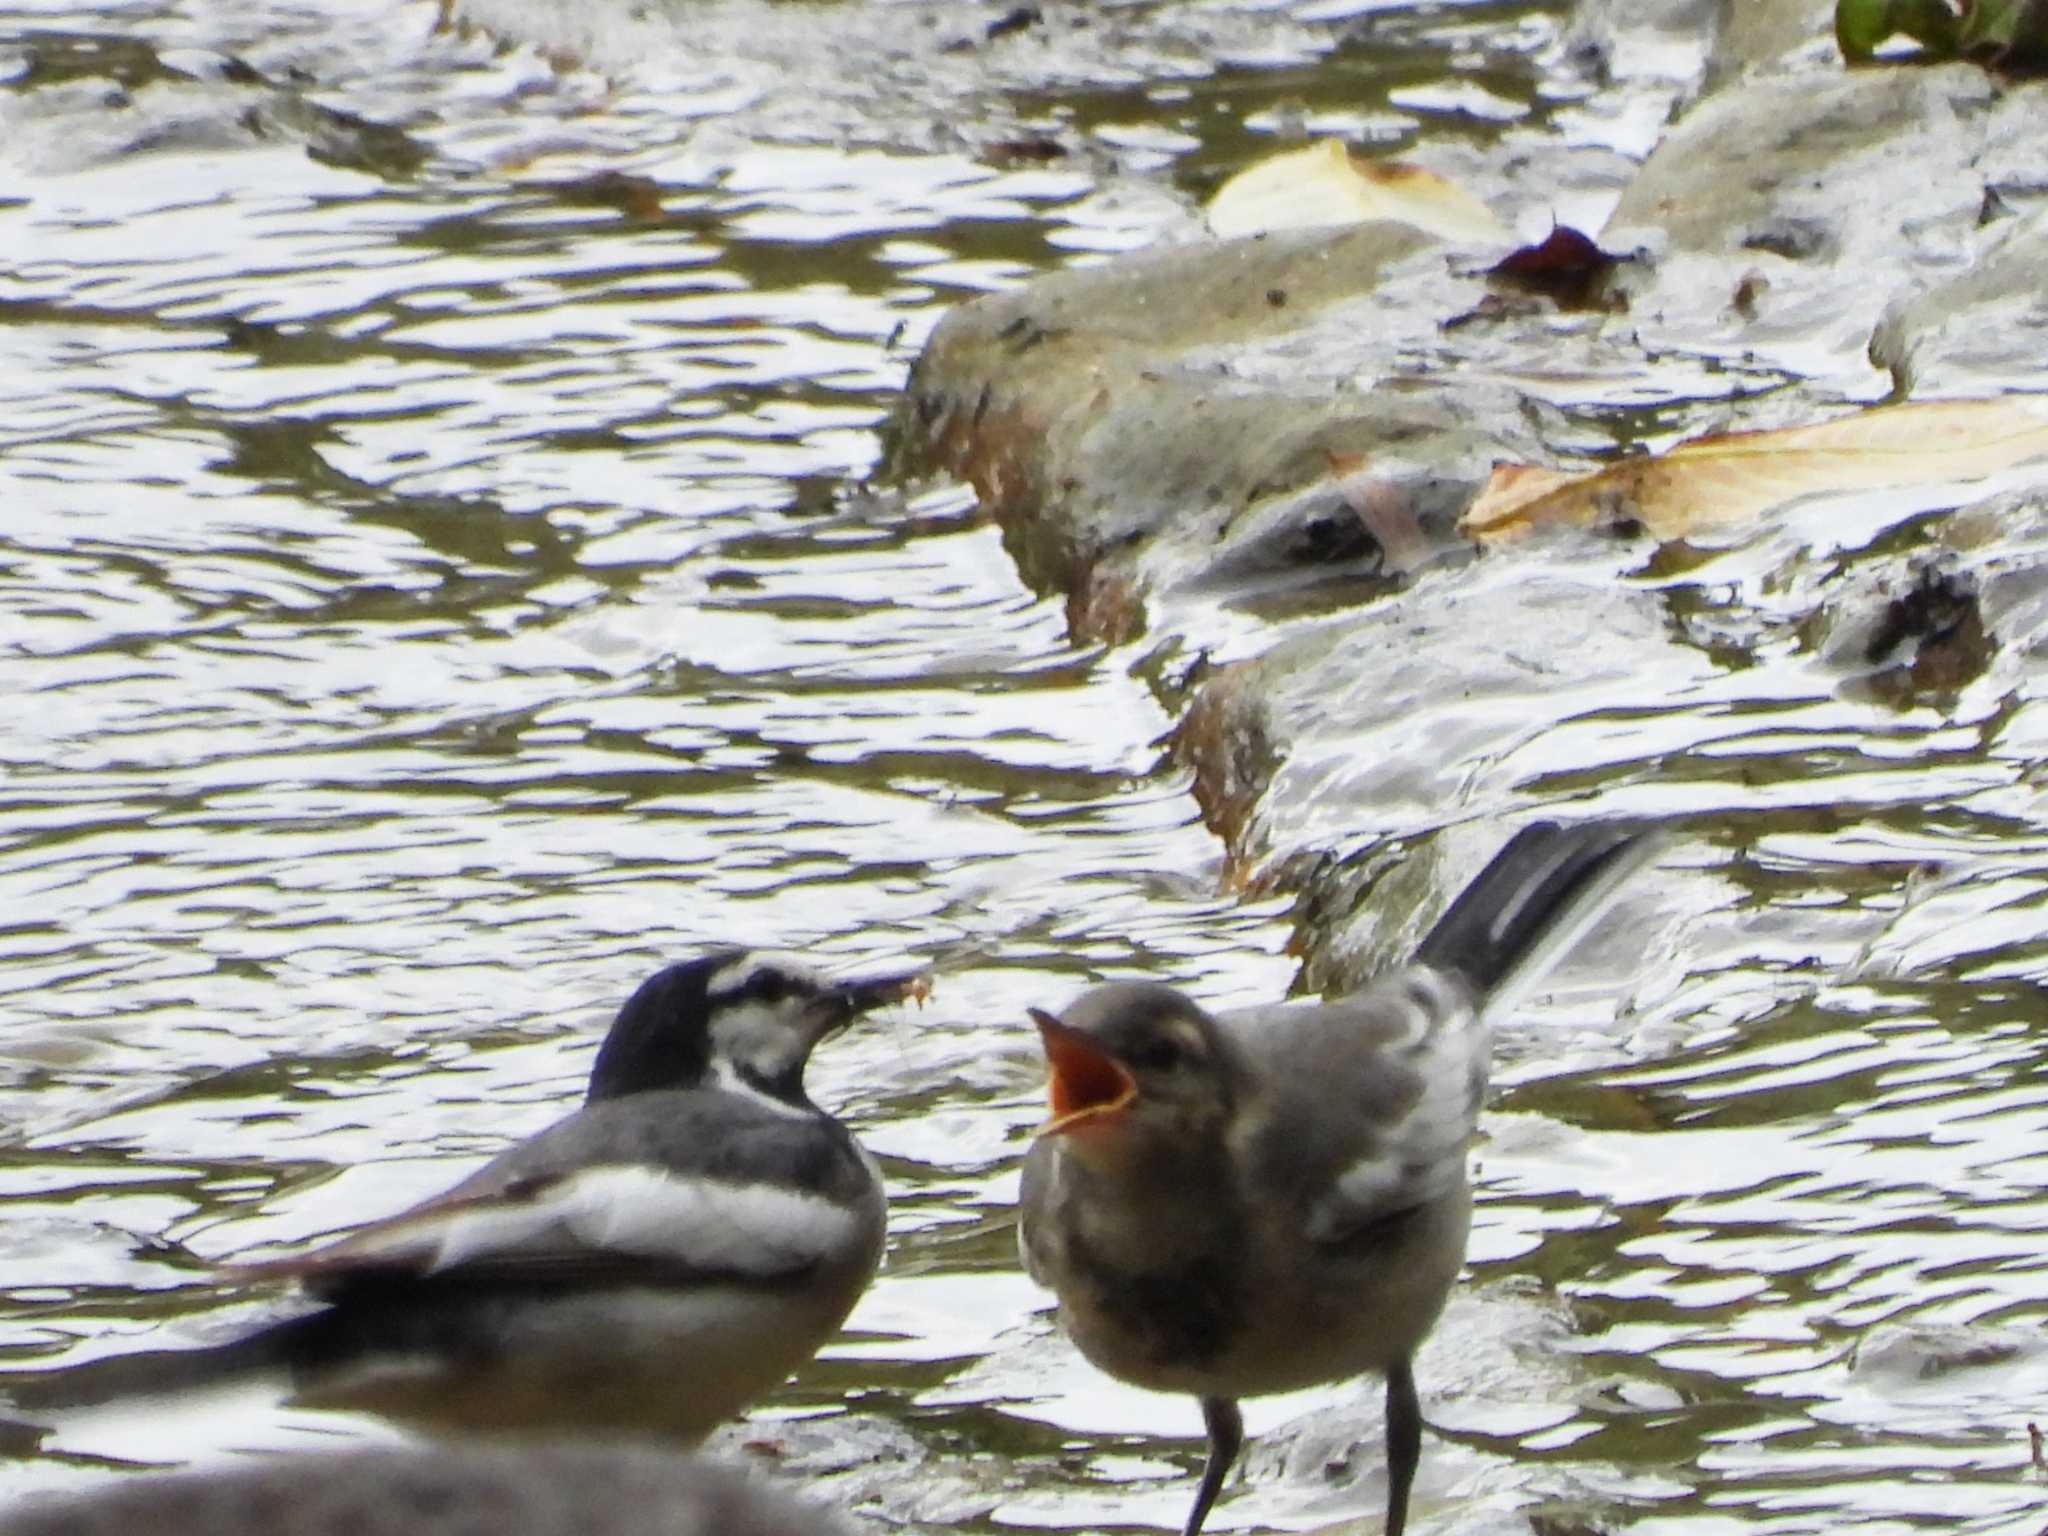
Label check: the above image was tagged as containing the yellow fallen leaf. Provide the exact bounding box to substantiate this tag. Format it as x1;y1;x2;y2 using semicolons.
1206;137;1504;244
1456;462;1586;530
1460;399;2048;543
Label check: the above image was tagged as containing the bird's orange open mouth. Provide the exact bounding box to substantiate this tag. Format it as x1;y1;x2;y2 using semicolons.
1029;1009;1136;1135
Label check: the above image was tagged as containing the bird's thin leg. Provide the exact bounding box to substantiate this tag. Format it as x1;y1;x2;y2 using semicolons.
1185;1395;1243;1536
1384;1360;1420;1536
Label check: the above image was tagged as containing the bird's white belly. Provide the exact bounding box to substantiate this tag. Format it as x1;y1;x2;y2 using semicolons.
293;1282;862;1442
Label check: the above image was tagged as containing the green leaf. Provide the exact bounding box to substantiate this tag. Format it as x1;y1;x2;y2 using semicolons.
1959;0;2048;67
1835;0;1962;59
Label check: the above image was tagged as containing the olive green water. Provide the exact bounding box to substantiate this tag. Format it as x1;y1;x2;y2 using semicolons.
3;3;2047;1534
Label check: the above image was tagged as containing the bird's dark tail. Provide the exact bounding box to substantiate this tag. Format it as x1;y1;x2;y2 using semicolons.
1414;821;1660;1005
1;1309;326;1414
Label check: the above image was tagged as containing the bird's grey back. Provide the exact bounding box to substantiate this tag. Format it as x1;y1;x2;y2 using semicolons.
0;1442;846;1536
1220;821;1654;1242
1218;977;1481;1241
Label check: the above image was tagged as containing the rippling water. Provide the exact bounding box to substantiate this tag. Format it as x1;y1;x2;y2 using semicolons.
6;2;2048;1534
0;0;1315;1501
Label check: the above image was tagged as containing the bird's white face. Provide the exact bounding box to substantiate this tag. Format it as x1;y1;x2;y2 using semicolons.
703;950;841;1097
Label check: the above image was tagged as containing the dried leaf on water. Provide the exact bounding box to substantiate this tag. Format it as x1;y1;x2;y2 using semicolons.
1205;137;1504;244
1460;398;2048;543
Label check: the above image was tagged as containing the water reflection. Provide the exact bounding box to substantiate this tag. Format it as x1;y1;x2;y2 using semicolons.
7;1;2048;1534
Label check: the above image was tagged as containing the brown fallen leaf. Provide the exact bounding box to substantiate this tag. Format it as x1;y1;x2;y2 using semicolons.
1460;398;2048;543
1486;225;1628;309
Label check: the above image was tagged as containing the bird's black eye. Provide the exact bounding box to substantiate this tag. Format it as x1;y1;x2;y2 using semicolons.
752;971;791;1005
1131;1036;1184;1073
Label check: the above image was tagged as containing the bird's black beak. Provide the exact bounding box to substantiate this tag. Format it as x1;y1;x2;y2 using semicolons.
825;968;932;1020
1030;1008;1138;1136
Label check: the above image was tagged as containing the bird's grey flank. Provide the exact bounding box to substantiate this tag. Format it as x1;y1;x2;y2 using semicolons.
5;949;928;1443
1017;820;1660;1536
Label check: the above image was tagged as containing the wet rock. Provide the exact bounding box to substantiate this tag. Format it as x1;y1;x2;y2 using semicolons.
888;223;1526;643
876;0;2048;1055
1811;558;1995;707
1940;489;2048;664
884;12;2048;706
1792;484;2048;715
1848;1322;2046;1384
1871;206;2048;396
1167;558;1709;883
1601;65;1996;390
0;68;424;179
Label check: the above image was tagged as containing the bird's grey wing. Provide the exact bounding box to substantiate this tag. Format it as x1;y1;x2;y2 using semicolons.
1227;968;1487;1246
228;1094;873;1294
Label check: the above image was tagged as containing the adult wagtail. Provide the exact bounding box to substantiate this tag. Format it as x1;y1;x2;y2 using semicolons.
8;949;928;1441
0;1440;848;1536
1018;821;1658;1536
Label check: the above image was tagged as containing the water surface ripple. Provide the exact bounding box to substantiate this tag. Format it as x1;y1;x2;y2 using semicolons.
3;4;2047;1535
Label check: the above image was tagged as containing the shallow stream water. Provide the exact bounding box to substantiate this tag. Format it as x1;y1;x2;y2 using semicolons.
4;3;2048;1534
